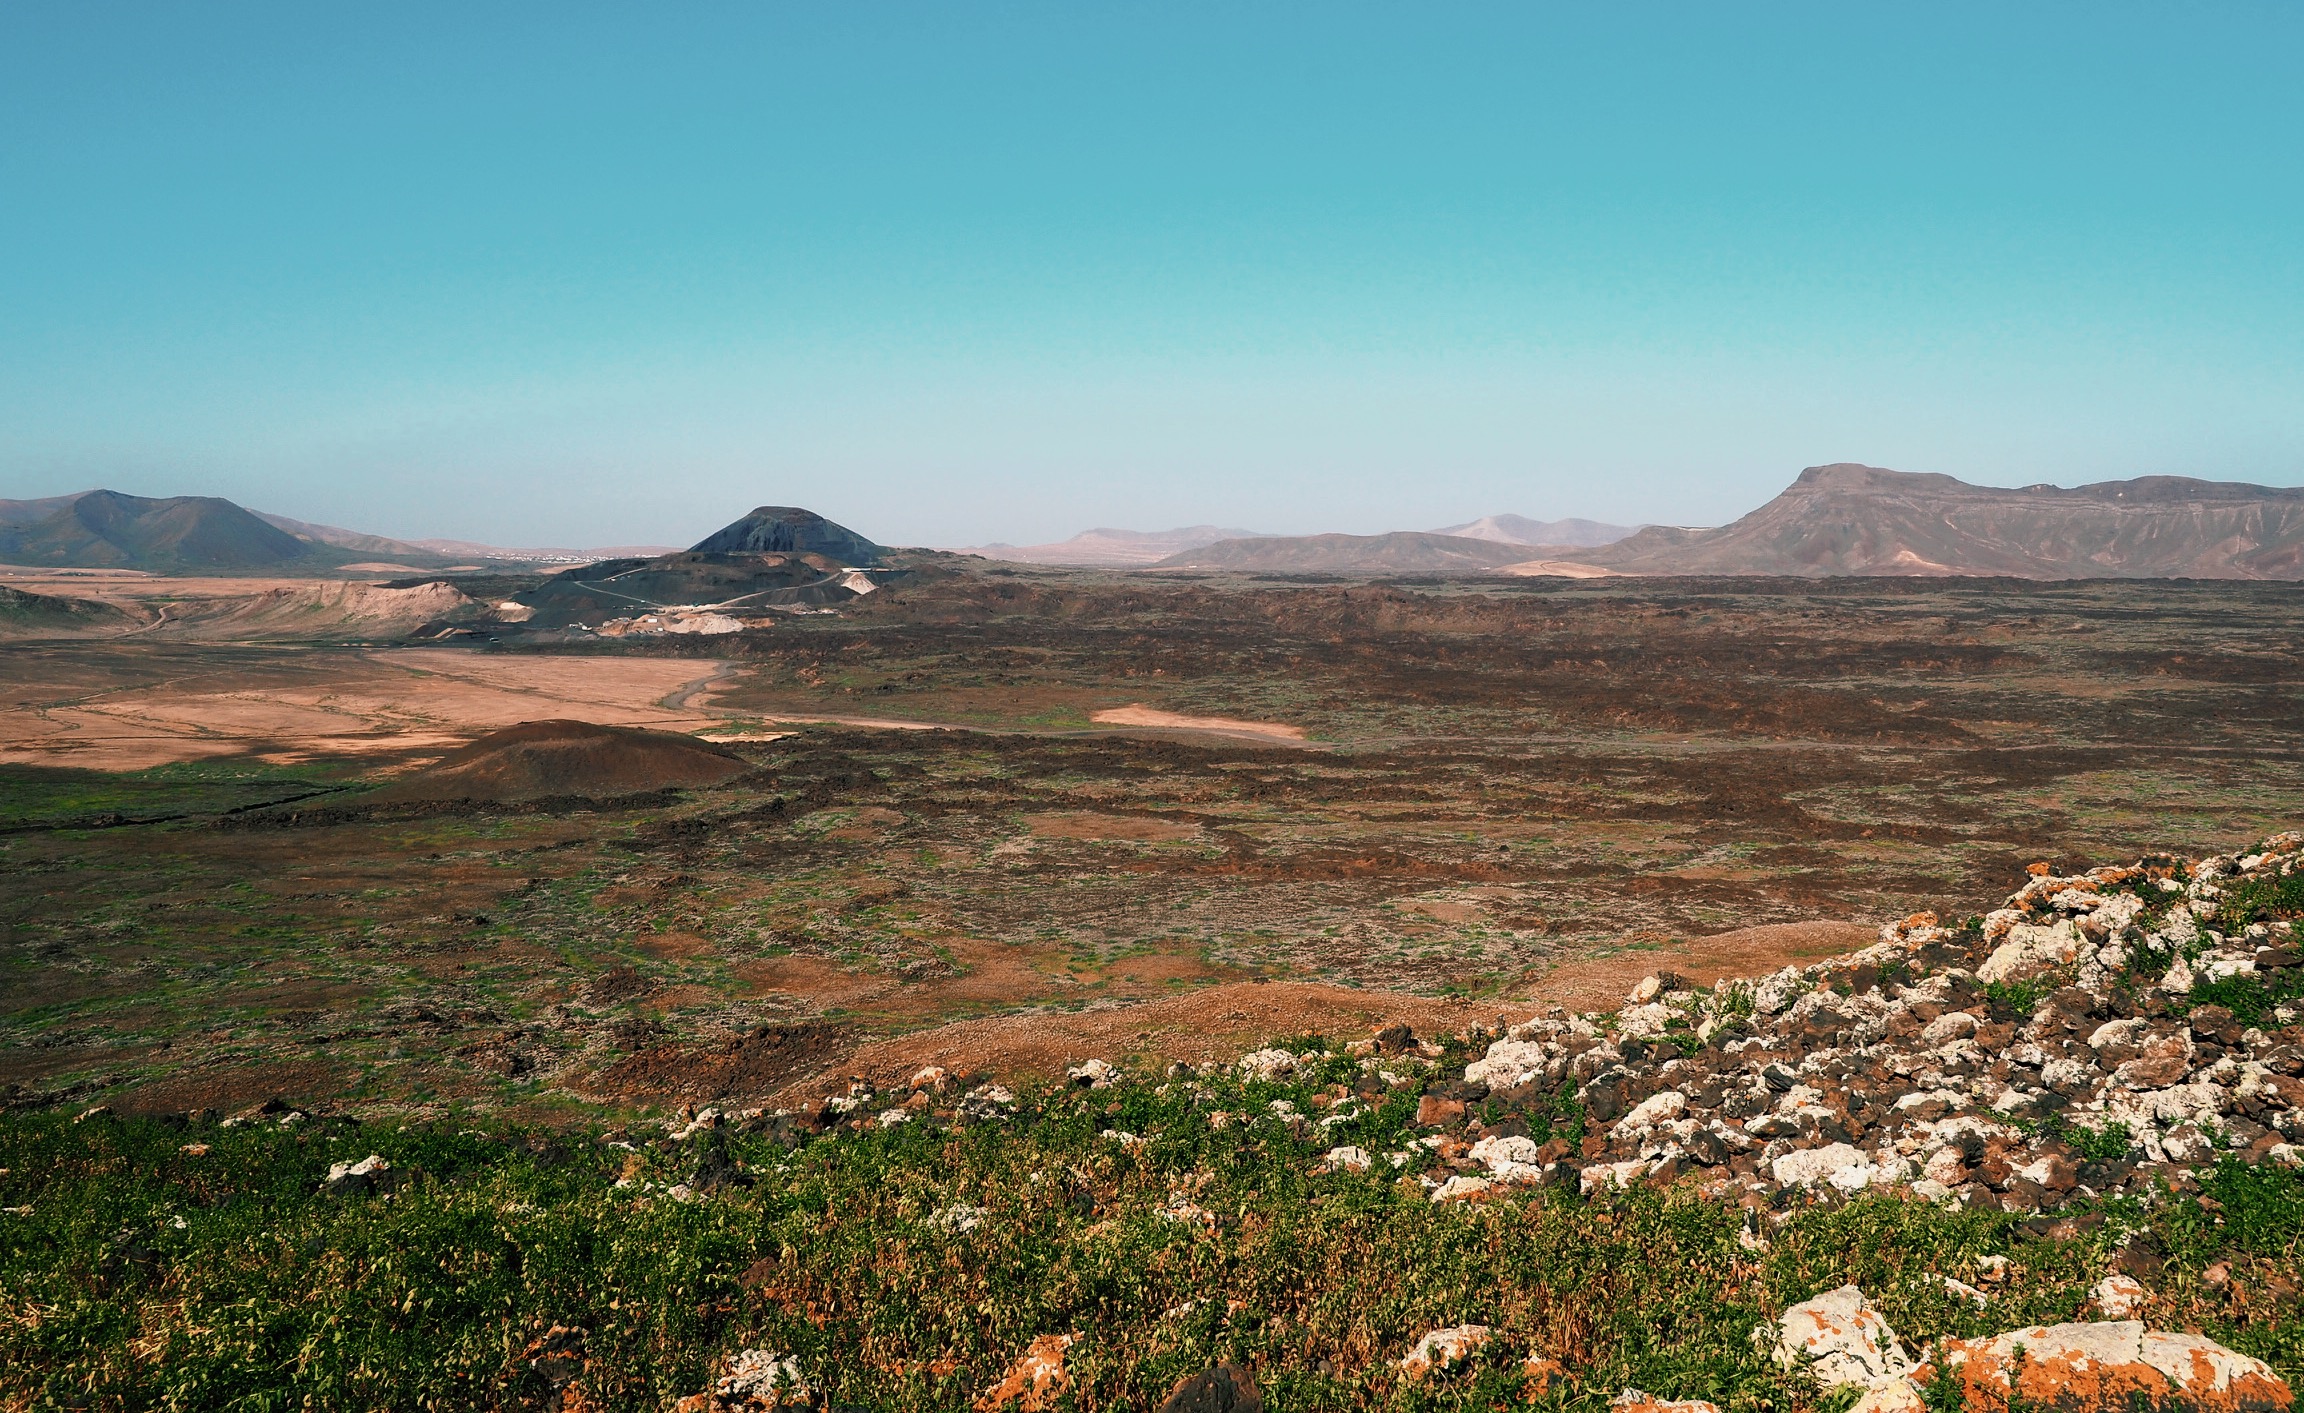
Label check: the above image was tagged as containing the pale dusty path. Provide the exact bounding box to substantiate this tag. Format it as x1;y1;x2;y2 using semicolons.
1089;703;1309;744
735;704;1315;746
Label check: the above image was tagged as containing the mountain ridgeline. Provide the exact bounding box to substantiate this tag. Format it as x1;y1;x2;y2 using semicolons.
1147;465;2304;578
0;492;887;576
1581;463;2304;579
12;468;2304;580
0;490;318;573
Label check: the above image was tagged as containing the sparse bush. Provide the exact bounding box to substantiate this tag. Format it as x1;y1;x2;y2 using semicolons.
1982;977;2045;1019
2060;1119;2135;1164
2212;868;2304;934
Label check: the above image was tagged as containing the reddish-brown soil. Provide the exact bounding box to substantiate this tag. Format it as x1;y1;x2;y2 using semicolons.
1522;920;1881;1015
743;926;1871;1102
1089;704;1309;743
1025;811;1202;842
772;981;1545;1101
106;1060;354;1117
590;1023;850;1103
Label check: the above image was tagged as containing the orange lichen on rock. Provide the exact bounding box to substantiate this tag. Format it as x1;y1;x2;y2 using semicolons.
975;1334;1076;1412
1925;1321;2292;1413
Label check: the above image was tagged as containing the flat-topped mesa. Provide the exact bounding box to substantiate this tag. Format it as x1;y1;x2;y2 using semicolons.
1589;463;2304;578
689;506;883;566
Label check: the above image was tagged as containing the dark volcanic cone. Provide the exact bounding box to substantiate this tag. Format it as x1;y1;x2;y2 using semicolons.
689;505;883;565
365;720;751;804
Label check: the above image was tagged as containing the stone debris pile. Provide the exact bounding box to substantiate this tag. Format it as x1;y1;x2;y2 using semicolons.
1410;837;2304;1213
699;1069;1022;1149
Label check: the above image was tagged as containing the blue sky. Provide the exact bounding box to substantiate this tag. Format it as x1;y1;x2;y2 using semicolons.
2;4;2299;548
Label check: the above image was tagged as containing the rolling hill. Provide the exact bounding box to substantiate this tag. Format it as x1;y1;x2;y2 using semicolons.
0;583;138;637
0;490;680;573
1587;463;2304;578
252;512;445;561
0;490;322;572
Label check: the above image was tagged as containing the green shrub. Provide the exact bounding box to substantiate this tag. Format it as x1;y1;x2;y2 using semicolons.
1982;977;2045;1018
2211;869;2304;934
3;1078;2300;1413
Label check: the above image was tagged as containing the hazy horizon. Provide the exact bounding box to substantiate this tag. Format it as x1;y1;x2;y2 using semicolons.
4;4;2301;548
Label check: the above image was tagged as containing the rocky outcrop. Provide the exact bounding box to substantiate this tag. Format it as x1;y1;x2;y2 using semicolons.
1413;834;2303;1213
320;1154;393;1196
1611;1392;1723;1413
1158;1364;1261;1413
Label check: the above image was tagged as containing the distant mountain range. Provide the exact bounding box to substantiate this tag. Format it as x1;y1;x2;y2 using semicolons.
14;465;2304;580
959;517;1631;569
251;511;443;561
1431;514;1634;547
1152;531;1542;573
0;490;679;573
955;526;1269;567
1580;463;2304;578
255;513;678;565
398;538;683;564
1140;466;2304;578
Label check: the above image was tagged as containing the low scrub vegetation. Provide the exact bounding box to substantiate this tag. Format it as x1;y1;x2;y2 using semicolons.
5;1058;2300;1412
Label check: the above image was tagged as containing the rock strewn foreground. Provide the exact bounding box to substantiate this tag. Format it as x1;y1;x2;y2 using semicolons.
1428;834;2303;1215
659;836;2304;1412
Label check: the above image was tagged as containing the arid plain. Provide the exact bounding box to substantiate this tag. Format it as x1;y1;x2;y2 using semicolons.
5;563;2303;1121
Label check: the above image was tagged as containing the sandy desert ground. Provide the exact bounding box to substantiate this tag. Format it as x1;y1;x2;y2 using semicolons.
0;644;738;771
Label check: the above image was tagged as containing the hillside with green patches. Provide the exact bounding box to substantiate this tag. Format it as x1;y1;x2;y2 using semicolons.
4;1048;2299;1412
